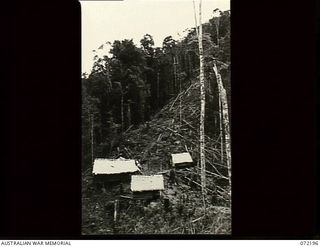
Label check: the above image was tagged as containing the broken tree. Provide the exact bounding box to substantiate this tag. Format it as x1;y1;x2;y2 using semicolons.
212;61;231;199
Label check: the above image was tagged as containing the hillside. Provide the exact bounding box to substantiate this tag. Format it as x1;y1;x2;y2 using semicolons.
82;78;231;235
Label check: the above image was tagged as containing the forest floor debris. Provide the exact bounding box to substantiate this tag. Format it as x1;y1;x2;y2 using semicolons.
82;79;231;234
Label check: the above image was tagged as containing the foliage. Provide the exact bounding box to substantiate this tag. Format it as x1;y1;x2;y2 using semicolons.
82;8;231;182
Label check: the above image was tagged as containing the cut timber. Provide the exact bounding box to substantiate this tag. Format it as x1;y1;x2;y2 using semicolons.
131;175;164;200
171;152;194;169
92;157;141;183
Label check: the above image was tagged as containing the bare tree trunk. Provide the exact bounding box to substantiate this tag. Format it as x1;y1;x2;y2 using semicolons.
173;56;177;94
113;199;118;233
157;71;160;108
177;56;182;126
218;93;224;164
179;76;182;127
139;87;145;123
198;0;206;200
127;102;131;127
192;0;206;210
213;61;231;197
188;53;192;76
192;0;199;37
90;113;94;166
105;63;112;92
121;93;124;132
141;100;145;124
215;18;220;47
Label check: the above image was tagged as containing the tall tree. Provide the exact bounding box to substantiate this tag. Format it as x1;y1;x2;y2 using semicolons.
213;8;223;46
109;39;146;125
192;0;206;202
210;9;231;199
163;36;177;95
213;61;231;201
140;34;155;57
198;0;206;201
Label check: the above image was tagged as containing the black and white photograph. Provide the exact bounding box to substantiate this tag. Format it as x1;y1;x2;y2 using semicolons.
81;0;231;235
1;0;318;242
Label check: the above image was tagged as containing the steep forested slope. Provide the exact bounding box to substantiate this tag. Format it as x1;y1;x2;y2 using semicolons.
82;10;231;234
82;10;230;169
83;76;230;234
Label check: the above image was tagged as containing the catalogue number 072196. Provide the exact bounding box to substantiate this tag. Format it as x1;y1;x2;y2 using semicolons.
300;241;319;246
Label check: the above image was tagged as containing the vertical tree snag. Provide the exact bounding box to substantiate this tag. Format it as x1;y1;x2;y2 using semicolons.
90;113;94;166
113;199;118;233
139;86;145;123
219;93;224;164
198;0;206;198
192;0;206;202
192;0;199;37
121;92;124;132
213;61;231;198
127;100;131;127
188;53;192;76
173;56;177;94
213;9;221;46
157;71;160;108
179;69;182;126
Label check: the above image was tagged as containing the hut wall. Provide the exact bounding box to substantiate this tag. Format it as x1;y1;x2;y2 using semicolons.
132;191;161;200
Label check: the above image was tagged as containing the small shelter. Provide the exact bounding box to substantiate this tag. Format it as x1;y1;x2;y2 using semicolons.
93;157;141;184
171;152;194;168
131;175;164;199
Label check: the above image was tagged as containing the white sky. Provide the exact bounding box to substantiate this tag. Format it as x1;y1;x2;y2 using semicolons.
81;0;230;74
